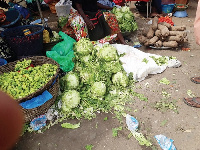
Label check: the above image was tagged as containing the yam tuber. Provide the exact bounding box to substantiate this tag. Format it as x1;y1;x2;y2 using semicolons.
158;24;169;37
144;40;149;46
163;41;178;48
169;31;187;37
166;35;184;42
159;22;172;29
138;35;148;44
155;40;163;47
183;37;188;43
149;36;159;45
142;28;149;36
152;17;159;30
171;25;186;31
155;30;162;37
147;26;155;39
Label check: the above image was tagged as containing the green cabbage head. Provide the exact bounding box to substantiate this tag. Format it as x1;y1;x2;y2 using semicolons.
90;81;106;98
112;72;128;87
97;44;118;62
73;38;94;55
62;90;81;112
60;72;79;90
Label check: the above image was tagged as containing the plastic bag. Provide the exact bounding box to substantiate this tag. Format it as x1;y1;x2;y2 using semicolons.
155;135;176;150
30;115;47;131
46;31;76;72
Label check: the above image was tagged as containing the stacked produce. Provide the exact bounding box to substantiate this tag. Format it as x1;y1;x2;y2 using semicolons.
111;6;138;32
0;59;58;99
139;16;188;48
58;38;136;120
43;30;62;43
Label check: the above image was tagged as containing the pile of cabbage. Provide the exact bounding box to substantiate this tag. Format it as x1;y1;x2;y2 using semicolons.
58;38;136;120
111;6;138;32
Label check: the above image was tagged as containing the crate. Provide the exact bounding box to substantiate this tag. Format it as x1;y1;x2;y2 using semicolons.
1;25;44;59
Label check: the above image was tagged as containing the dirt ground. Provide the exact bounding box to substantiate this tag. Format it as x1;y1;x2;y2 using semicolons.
14;1;200;150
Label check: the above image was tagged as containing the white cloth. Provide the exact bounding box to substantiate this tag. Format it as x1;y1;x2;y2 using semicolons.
112;44;181;81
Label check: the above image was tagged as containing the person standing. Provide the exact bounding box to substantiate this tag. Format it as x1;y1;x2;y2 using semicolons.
183;1;200;107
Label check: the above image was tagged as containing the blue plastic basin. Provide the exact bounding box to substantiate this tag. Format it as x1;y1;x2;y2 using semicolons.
162;4;175;13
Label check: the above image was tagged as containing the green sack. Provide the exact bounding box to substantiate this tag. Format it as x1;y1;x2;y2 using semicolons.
46;31;76;72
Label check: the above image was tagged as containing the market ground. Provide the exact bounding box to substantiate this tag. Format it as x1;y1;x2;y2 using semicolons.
14;1;200;150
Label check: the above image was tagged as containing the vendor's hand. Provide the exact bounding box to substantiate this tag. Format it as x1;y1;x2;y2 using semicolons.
85;18;95;30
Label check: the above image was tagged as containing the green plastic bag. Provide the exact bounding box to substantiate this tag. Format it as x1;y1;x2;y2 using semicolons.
46;31;76;72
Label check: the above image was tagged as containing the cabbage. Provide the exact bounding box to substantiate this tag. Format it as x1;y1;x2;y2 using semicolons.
102;60;122;73
62;90;81;112
112;72;128;87
73;38;94;55
121;6;130;13
97;44;118;62
90;81;106;98
60;72;79;91
111;6;138;32
80;55;93;64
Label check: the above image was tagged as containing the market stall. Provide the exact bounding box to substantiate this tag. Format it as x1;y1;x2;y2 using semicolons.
0;0;184;136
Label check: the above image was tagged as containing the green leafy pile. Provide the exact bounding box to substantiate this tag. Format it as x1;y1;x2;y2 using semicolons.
111;6;138;32
58;16;69;28
0;59;58;99
58;38;137;121
149;56;169;66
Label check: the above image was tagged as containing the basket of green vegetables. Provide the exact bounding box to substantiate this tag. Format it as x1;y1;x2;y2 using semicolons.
0;56;60;103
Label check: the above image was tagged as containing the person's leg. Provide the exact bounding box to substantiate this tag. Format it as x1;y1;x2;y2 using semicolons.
117;32;126;44
103;12;126;44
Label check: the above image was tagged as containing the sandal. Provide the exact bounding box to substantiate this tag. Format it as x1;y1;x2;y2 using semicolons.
183;97;200;108
191;77;200;84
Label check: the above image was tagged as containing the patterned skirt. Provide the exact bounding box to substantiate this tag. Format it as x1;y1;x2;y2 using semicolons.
62;8;121;43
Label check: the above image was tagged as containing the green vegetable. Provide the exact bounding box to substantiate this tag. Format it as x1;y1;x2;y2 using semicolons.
61;122;80;129
112;72;128;87
112;126;123;137
0;59;58;99
74;38;94;55
142;58;149;64
131;131;152;147
60;71;79;91
90;81;106;98
111;6;138;32
104;117;108;121
14;59;31;71
85;144;93;150
50;31;61;42
159;78;170;85
61;90;81;112
58;16;69;28
149;56;168;66
97;44;118;62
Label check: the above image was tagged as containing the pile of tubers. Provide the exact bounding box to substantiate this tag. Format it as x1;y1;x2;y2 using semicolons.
139;16;188;48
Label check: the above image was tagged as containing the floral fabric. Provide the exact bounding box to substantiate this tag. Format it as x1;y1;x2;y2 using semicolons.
62;8;120;44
